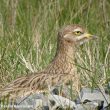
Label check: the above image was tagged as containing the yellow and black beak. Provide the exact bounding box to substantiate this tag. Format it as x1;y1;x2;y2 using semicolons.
84;33;97;39
76;32;97;41
77;33;98;45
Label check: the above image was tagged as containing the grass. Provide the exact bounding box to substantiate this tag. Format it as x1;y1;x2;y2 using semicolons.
0;0;110;98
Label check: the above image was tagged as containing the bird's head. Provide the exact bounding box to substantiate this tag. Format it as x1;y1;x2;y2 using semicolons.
58;24;97;46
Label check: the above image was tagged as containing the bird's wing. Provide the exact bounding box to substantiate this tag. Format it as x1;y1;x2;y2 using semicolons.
0;71;74;99
0;72;49;98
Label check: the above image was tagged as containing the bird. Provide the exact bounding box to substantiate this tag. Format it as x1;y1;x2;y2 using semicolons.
0;24;97;100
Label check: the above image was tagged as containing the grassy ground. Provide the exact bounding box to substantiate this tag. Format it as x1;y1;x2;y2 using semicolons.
0;0;110;89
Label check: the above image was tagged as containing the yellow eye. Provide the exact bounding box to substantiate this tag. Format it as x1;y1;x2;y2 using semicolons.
74;31;82;35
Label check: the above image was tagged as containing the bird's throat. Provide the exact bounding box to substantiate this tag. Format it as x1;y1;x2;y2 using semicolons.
56;40;76;62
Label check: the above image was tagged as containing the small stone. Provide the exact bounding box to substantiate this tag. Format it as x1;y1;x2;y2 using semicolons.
48;94;77;109
104;103;110;110
35;99;43;108
56;106;64;110
74;98;81;104
97;101;104;110
108;82;110;88
52;88;59;95
80;88;110;108
42;106;49;110
75;104;85;110
49;100;56;106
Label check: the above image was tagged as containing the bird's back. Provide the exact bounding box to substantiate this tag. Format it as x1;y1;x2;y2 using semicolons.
0;70;77;99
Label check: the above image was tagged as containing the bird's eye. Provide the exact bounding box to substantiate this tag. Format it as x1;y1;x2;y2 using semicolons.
74;31;82;35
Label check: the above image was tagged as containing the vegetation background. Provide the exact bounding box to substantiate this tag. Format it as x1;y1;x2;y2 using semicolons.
0;0;110;88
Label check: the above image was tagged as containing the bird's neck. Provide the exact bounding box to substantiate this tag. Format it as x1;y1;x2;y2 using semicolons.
55;40;76;63
48;40;77;74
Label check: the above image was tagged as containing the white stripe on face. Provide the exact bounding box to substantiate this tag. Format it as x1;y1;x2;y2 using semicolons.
73;28;83;32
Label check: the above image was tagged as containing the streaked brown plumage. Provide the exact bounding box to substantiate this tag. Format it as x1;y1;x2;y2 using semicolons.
0;24;96;99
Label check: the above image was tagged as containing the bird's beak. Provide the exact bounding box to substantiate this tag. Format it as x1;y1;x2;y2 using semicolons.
77;33;98;45
76;33;98;41
84;33;98;39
